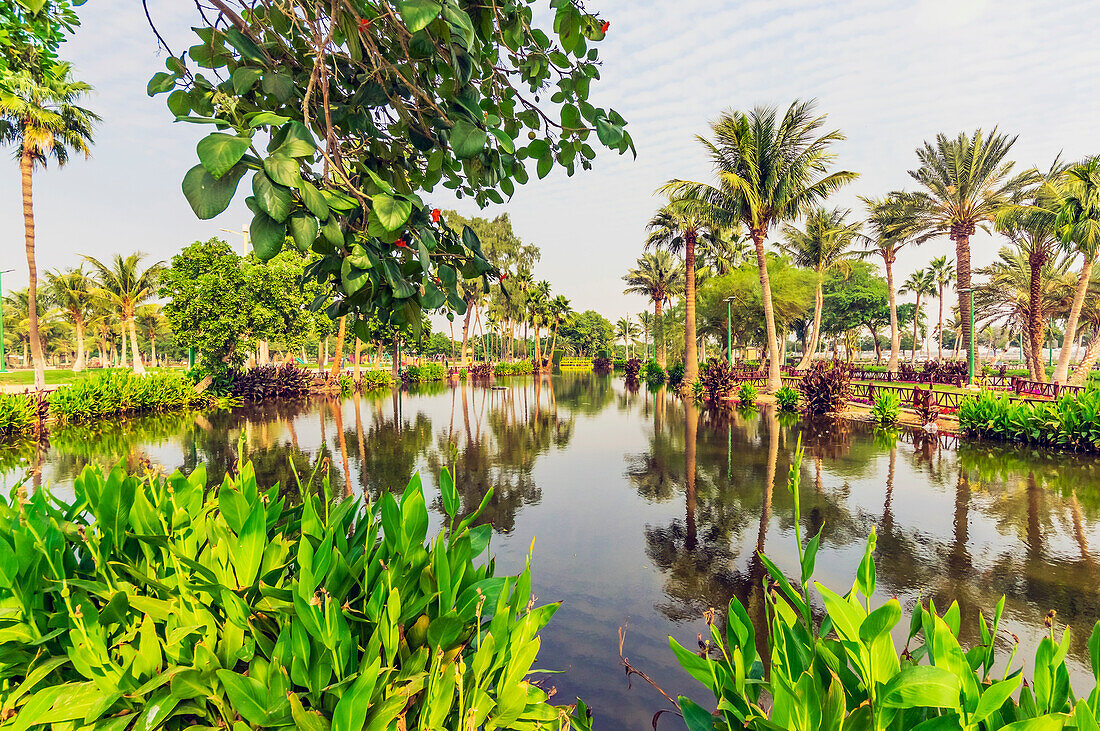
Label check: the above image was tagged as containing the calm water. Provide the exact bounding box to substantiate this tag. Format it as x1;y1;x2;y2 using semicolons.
4;373;1100;727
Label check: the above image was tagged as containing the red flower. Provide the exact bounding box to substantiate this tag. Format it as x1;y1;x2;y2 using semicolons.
601;20;610;33
358;18;371;30
500;272;508;281
395;238;408;248
431;208;441;222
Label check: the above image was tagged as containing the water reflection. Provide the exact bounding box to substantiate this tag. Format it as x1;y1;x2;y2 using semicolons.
2;374;1100;727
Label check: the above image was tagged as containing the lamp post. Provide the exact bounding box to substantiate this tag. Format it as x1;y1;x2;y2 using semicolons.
0;269;11;373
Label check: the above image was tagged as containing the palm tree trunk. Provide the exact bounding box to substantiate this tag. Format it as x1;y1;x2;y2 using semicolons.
1070;331;1100;385
684;402;698;551
956;234;975;375
460;302;473;363
549;319;560;363
150;333;157;368
798;275;824;369
886;256;900;373
1026;252;1047;381
329;315;346;380
73;317;86;372
21;149;45;390
354;337;362;382
1054;253;1095;383
683;231;699;386
750;230;781;391
655;298;666;368
936;284;945;363
129;316;145;375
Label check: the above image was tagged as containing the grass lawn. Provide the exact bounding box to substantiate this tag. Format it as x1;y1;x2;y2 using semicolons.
0;366;186;387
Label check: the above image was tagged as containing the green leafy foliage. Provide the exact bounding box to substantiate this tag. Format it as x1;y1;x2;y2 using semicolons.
673;437;1100;731
667;362;686;388
149;1;632;331
871;390;902;425
774;385;800;412
228;363;313;401
358;369;395;390
401;362;446;382
0;393;39;437
47;371;200;424
959;387;1100;451
493;361;534;376
736;382;757;407
643;359;667;387
701;358;735;402
800;360;852;416
0;457;593;730
624;357;642;379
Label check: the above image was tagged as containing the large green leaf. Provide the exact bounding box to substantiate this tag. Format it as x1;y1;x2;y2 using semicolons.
372;194;413;231
250;212;286;261
252;171;293;222
264;153;301;187
880;665;961;710
297;180;330;220
216;670;270;726
397;0;442;33
181;163;247;220
449;118;487;158
196;133;251;179
233;503;267;588
288;213;318;251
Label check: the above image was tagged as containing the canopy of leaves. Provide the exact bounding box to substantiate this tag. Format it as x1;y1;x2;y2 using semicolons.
697;256;815;344
147;0;632;332
820;260;889;335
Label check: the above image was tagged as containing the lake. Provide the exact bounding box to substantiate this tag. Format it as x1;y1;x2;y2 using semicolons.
3;372;1100;728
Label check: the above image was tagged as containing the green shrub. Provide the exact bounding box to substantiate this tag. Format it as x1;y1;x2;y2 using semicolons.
800;360;851;416
673;437;1100;731
690;378;704;401
401;362;446;382
624;358;641;379
667;362;685;387
958;386;1100;450
871;390;902;425
493;360;533;376
458;367;468;380
701;359;735;402
49;371;199;424
229;363;312;401
612;358;627;371
736;382;757;407
0;393;38;438
359;369;394;390
774;385;800;412
0;457;592;730
643;360;666;386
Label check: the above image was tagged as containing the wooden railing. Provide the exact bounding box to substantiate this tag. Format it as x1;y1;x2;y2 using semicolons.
1010;378;1085;399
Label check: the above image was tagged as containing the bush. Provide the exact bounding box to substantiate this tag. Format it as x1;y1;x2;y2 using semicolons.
0;393;40;438
229;363;312;401
871;389;902;425
493;360;533;376
959;386;1100;451
469;362;493;379
643;360;666;386
690;378;704;401
673;438;1100;731
592;356;612;374
402;362;446;382
0;458;592;730
49;371;199;424
667;362;685;387
736;382;757;407
800;360;851;416
774;385;800;412
701;359;736;402
624;357;641;379
359;369;394;390
612;358;627;371
458;367;468;380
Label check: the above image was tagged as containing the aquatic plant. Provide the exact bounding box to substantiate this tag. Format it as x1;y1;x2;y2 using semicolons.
469;363;493;380
701;359;735;402
359;369;394;390
229;363;312;401
774;385;800;412
671;437;1100;731
736;382;757;407
871;390;902;425
401;362;446;382
48;371;199;424
494;361;534;376
959;386;1100;451
0;393;40;438
667;362;686;388
800;360;851;416
643;360;667;386
0;456;592;730
624;358;642;379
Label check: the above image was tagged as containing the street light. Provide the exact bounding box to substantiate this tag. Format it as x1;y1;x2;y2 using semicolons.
0;269;11;373
958;286;975;384
726;295;737;366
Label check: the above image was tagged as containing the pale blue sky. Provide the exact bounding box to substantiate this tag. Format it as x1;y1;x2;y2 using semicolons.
2;0;1098;324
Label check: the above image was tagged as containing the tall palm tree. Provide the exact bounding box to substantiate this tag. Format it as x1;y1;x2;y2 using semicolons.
644;199;718;384
546;295;573;363
861;194;925;373
615;317;640;359
926;256;956;363
696;227;752;275
638;311;654;360
780;207;861;368
1051;158;1100;384
136;303;169;368
0;62;98;389
662;100;857;391
83;253;163;375
622;251;685;368
995;160;1068;381
905;129;1036;373
45;265;93;371
898;268;936;363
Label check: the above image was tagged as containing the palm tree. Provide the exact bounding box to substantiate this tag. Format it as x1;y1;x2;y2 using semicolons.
0;62;98;389
1051;158;1100;384
995;161;1067;381
644;199;718;384
662;100;857;391
905;129;1036;373
697;227;752;275
528;280;551;365
45;266;93;371
622;251;685;368
898;268;936;363
638;311;654;360
926;256;956;363
615;317;640;359
83;253;163;375
780;207;861;368
861;194;925;373
136;303;169;368
546;295;573;363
